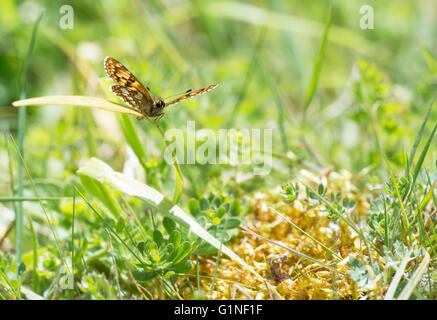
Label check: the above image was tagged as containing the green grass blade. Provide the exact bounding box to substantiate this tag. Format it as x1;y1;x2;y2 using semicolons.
303;6;331;117
16;12;43;275
411;117;437;187
78;175;123;220
383;154;411;232
172;160;184;204
407;89;437;174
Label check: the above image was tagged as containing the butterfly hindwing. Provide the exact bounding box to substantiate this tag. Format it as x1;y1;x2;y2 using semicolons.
104;56;154;105
110;84;150;116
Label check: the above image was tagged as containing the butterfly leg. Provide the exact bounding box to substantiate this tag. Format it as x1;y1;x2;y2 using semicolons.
155;114;165;128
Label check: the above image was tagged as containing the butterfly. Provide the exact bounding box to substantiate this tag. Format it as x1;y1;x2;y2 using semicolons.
104;56;218;122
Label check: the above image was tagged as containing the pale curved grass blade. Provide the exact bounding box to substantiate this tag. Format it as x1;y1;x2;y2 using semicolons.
12;95;145;118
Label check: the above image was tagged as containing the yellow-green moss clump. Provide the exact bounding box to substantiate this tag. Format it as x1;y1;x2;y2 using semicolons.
179;169;380;300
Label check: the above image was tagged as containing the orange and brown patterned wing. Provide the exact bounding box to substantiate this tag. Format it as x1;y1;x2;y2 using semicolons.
165;84;218;107
110;84;150;117
104;56;154;105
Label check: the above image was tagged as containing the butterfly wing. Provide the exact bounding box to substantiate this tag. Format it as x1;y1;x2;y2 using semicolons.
104;56;154;105
165;84;218;107
110;85;152;117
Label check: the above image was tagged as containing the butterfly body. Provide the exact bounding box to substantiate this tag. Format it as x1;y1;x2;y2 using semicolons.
104;56;217;120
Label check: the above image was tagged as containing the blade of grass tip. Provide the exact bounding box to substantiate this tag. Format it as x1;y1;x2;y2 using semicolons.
411;112;437;188
406;89;437;177
303;6;332;120
16;12;43;276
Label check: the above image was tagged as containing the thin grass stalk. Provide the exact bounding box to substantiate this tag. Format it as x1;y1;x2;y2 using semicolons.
16;13;43;275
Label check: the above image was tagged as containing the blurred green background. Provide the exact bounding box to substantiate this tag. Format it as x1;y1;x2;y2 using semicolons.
1;0;437;176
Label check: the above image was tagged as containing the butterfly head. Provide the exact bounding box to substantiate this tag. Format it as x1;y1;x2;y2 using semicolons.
155;99;165;109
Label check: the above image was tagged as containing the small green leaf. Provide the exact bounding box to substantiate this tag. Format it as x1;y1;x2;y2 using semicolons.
318;183;324;195
217;207;227;219
132;271;158;281
199;198;209;210
163;217;177;234
188;199;201;217
153;230;164;247
169;230;181;248
172;259;192;273
172;242;192;264
230;200;241;216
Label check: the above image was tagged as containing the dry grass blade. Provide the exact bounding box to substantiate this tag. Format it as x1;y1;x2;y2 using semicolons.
12;95;144;118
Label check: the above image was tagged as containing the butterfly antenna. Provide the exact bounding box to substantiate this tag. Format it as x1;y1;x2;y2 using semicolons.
146;86;159;99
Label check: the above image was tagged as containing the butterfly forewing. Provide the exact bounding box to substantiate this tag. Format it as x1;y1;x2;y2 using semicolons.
104;56;154;105
165;84;218;106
